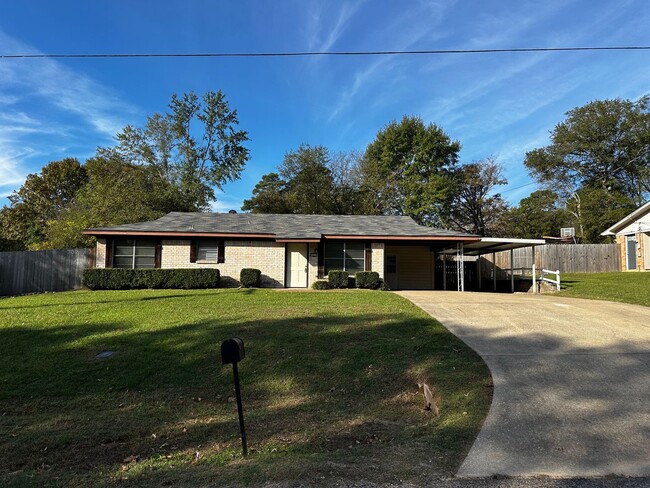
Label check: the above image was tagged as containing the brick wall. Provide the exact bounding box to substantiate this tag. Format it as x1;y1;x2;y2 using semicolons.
371;242;385;278
93;238;388;285
307;243;319;286
95;238;107;268
617;233;648;271
160;239;285;287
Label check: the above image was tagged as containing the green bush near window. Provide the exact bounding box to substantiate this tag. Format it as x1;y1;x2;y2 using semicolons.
355;271;381;289
311;280;330;290
327;270;349;288
240;268;262;288
82;268;220;290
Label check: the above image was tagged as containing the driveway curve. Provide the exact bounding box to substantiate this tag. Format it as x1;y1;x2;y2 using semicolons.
397;291;650;478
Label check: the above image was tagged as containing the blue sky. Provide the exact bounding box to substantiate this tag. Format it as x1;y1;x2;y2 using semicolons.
1;0;649;211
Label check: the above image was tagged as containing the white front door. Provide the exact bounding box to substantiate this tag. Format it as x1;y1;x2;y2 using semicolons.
287;243;308;287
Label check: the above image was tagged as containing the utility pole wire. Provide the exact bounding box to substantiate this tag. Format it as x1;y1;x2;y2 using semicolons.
1;46;650;59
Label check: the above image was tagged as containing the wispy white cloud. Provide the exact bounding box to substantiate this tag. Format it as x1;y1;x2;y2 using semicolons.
0;29;139;199
325;2;456;121
304;1;365;54
211;191;245;213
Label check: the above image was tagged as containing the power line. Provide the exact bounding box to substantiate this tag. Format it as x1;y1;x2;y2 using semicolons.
2;46;650;60
499;181;538;195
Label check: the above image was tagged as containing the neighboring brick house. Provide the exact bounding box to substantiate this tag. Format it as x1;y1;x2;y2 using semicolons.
601;201;650;272
83;212;480;289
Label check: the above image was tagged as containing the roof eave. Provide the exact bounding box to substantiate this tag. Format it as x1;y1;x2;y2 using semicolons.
601;201;650;235
82;230;277;239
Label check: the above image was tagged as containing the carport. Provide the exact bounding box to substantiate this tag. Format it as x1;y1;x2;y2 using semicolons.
436;237;546;292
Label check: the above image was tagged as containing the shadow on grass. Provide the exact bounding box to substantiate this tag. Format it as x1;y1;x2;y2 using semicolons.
0;293;489;487
0;289;232;310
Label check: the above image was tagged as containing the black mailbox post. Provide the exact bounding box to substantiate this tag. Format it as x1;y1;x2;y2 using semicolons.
221;338;245;365
220;337;247;457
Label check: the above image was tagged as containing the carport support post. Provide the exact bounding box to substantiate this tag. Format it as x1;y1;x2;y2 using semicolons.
492;252;497;292
532;245;537;293
443;251;447;290
477;256;482;290
510;249;515;293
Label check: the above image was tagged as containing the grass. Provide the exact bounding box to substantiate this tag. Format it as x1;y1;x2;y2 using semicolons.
0;289;491;487
561;272;650;307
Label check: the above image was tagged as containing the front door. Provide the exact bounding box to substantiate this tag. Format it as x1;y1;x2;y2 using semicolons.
385;254;398;290
286;243;308;287
626;235;637;270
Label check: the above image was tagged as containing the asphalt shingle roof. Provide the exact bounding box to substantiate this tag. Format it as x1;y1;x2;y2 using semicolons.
86;212;476;239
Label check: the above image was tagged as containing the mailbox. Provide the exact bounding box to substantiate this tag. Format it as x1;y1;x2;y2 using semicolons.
221;338;245;365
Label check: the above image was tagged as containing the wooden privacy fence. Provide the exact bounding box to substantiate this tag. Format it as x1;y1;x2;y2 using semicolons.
480;243;620;280
0;248;94;296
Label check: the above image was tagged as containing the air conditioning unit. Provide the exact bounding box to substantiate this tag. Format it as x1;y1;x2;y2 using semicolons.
560;227;575;237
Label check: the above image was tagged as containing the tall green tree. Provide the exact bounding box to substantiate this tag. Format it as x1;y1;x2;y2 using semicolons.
42;155;187;249
279;145;335;214
241;173;290;213
564;186;636;243
524;97;650;203
446;158;508;236
0;158;88;250
501;190;571;239
359;115;461;225
242;145;362;215
110;90;250;210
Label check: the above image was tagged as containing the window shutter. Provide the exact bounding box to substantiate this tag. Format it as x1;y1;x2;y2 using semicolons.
105;238;113;268
189;239;197;263
317;241;324;279
217;240;225;263
154;240;162;268
364;242;372;271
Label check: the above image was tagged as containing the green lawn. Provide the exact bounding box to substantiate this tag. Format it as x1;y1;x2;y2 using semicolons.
561;272;650;307
0;289;491;487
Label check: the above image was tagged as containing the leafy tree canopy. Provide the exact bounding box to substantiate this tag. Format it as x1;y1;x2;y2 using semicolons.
359;115;461;225
0;158;88;249
42;155;188;249
109;90;250;210
525;96;650;204
242;145;362;215
501;190;571;239
446;158;508;236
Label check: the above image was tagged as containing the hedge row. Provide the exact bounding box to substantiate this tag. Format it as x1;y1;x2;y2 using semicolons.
82;268;220;290
322;270;384;290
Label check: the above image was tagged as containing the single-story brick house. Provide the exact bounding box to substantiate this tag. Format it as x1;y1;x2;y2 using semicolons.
601;201;650;271
83;212;544;290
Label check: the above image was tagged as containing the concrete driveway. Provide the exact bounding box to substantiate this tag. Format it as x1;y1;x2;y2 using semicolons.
397;291;650;478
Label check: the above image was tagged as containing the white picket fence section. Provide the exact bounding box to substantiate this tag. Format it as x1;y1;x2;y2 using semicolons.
540;268;561;291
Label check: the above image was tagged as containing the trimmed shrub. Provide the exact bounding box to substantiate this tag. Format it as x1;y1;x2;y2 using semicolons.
311;280;330;290
355;271;381;289
240;268;262;288
327;270;349;289
379;279;390;291
82;268;220;290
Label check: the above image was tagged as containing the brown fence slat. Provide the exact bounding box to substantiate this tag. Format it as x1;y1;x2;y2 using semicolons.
0;248;93;297
480;243;620;279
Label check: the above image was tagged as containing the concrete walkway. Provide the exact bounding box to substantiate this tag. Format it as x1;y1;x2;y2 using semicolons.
397;291;650;478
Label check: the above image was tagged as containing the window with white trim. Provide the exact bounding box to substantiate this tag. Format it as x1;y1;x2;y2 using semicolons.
324;241;365;274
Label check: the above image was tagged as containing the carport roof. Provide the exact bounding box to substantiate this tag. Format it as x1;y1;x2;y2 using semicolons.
440;237;546;256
